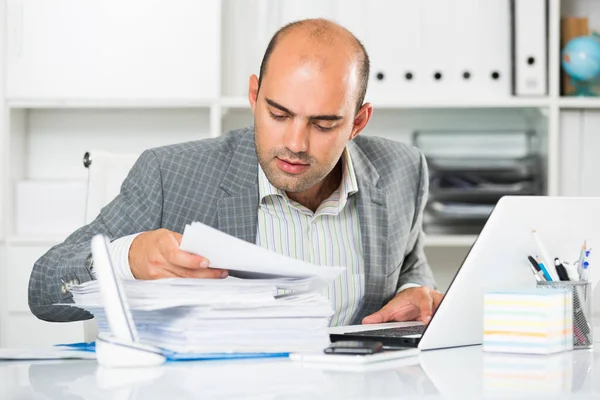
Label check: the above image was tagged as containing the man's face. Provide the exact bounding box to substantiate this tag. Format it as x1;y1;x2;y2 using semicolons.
251;42;361;194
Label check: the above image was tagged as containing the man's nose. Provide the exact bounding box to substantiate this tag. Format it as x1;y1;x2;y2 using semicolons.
283;121;309;155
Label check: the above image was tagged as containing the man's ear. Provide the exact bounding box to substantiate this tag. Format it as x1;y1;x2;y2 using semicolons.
350;102;373;140
248;75;259;113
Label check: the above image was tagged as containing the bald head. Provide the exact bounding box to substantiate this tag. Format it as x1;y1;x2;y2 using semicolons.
257;19;370;114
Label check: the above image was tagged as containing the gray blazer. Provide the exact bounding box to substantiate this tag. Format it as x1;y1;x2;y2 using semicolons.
28;126;435;324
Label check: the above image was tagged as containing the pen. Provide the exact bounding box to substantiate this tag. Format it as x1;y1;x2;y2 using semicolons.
581;249;592;282
554;258;570;281
532;230;558;281
580;261;590;282
527;256;546;282
532;255;553;281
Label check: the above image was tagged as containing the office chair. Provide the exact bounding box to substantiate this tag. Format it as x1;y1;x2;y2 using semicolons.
82;151;139;341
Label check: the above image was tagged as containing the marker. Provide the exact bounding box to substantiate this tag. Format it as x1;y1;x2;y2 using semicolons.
532;230;558;281
554;258;570;281
529;255;552;281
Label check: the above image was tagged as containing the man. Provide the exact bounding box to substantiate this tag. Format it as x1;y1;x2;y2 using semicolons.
29;19;443;326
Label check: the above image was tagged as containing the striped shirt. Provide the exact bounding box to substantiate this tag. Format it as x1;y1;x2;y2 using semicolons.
256;149;364;326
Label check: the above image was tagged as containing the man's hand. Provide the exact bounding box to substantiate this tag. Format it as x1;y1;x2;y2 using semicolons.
362;287;444;325
129;228;228;280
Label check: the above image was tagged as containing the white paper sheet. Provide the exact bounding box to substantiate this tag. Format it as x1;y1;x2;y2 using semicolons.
179;222;345;280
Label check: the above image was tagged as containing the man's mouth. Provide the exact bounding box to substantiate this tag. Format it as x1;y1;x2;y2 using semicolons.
276;157;310;175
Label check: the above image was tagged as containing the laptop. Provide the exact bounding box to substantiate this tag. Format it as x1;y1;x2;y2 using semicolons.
329;196;600;350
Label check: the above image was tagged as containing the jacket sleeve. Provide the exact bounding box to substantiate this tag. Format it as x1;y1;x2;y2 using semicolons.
396;151;437;291
28;150;164;322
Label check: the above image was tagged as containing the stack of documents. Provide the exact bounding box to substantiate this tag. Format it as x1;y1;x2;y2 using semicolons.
483;290;573;354
72;277;333;353
70;222;345;354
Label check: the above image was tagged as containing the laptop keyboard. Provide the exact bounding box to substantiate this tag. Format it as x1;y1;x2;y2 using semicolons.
349;325;426;338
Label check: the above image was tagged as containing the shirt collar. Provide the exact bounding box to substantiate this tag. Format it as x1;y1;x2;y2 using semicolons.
258;147;359;210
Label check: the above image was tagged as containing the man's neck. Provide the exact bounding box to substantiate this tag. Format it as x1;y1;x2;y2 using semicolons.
287;160;343;213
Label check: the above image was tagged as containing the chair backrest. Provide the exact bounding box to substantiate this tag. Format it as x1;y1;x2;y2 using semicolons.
83;151;139;341
85;151;140;224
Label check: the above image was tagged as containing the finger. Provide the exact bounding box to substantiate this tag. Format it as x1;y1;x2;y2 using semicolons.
167;249;210;269
418;293;434;324
362;302;398;324
162;235;210;269
167;264;228;279
362;311;386;324
362;296;418;324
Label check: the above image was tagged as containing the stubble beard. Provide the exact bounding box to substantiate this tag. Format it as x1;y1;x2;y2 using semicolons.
254;130;328;194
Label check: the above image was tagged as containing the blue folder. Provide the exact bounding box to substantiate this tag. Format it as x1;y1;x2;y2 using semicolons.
55;342;290;362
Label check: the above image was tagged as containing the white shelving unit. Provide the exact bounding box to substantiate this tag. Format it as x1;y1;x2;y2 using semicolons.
559;97;600;108
0;0;598;348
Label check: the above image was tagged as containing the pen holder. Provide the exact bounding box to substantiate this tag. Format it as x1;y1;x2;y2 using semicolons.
537;281;593;349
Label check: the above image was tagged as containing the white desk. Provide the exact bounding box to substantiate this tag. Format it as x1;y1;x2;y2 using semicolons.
1;345;598;399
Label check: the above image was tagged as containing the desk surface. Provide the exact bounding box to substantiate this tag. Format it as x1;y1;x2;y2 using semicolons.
1;346;599;399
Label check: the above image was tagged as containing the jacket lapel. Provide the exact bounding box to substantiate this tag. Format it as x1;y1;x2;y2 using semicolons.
217;130;259;244
347;141;389;324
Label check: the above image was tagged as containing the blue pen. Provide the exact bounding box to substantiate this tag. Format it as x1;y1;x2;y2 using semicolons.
580;248;592;282
535;256;553;281
581;261;590;282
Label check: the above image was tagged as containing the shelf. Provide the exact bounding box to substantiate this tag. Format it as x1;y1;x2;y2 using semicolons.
424;234;477;247
220;96;551;110
6;236;66;246
558;97;600;109
6;96;553;111
371;97;550;109
7;99;216;109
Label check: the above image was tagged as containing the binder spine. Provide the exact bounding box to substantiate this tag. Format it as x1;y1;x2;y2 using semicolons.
511;0;548;96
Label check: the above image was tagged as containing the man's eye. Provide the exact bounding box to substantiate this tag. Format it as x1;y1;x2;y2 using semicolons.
269;112;287;121
315;124;334;132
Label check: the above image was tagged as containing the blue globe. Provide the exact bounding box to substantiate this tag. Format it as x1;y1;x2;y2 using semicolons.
562;36;600;82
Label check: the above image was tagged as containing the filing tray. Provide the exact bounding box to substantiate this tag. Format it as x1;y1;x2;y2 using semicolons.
413;130;543;235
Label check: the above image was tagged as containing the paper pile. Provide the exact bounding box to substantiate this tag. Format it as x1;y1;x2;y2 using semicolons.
483;289;573;354
71;222;345;354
